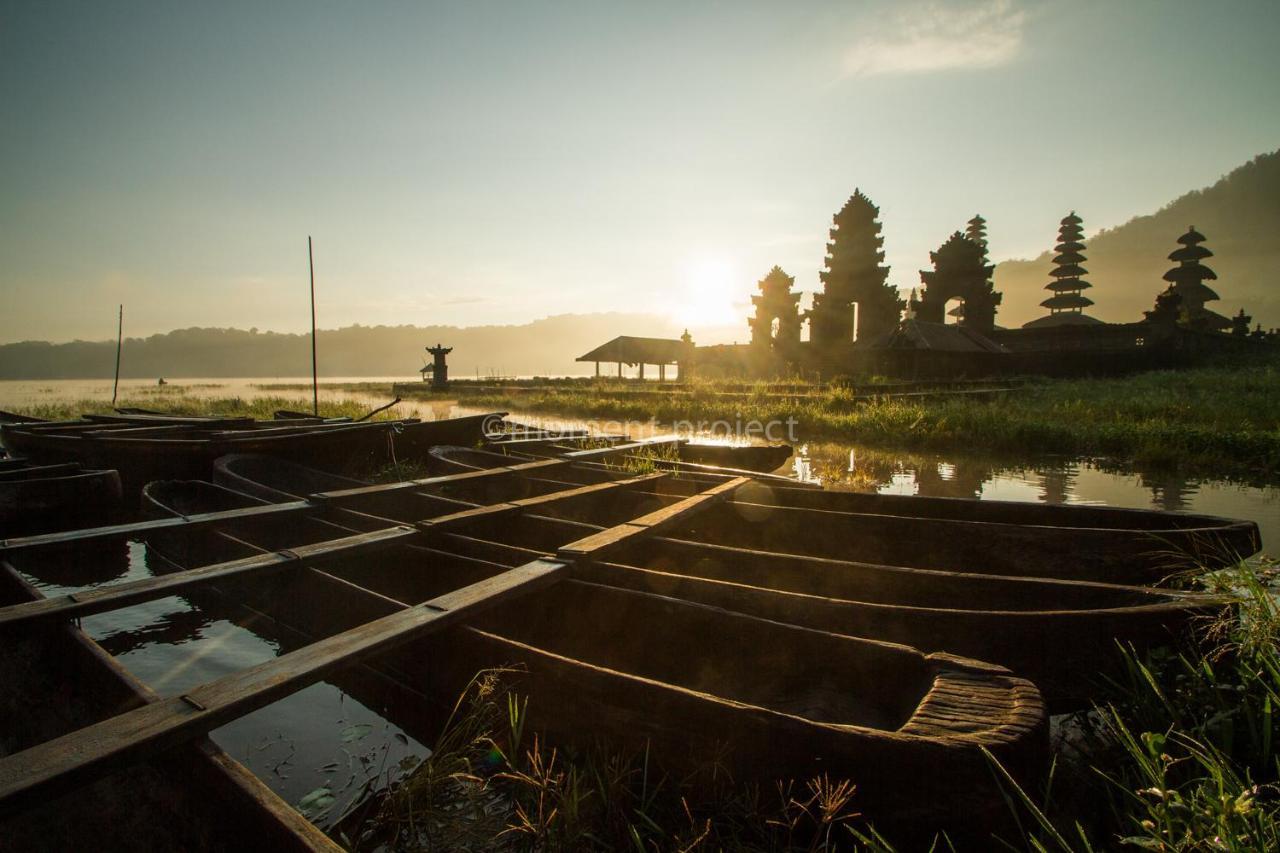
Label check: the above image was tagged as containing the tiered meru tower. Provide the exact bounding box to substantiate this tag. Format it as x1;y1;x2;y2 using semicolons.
916;232;1001;332
1161;227;1230;331
806;190;904;345
748;266;802;348
1026;212;1101;327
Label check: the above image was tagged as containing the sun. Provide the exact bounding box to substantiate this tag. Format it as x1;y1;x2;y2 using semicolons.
671;254;743;329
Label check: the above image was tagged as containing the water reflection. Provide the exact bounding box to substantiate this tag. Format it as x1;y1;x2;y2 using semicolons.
9;539;133;592
794;442;1278;553
12;534;431;830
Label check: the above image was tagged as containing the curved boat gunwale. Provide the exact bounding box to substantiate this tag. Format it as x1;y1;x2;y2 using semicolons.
427;445;1260;579
432;444;1250;536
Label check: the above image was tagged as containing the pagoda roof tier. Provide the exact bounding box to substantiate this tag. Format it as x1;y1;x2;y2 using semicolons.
1022;311;1104;329
1040;292;1095;310
1163;264;1218;284
1045;278;1093;292
1177;227;1207;245
1170;280;1222;302
1054;240;1086;253
1168;244;1213;262
1050;264;1088;278
1052;251;1087;265
1060;212;1083;225
1194;308;1233;330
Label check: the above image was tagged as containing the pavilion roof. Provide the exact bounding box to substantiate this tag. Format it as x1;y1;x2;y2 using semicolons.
576;336;692;365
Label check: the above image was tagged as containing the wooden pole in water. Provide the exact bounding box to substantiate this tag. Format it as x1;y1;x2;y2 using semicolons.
111;305;123;406
309;236;318;416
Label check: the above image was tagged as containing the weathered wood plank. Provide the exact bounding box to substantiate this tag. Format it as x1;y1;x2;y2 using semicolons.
0;558;568;815
413;473;665;530
0;526;417;631
557;476;749;561
0;501;313;554
308;458;569;502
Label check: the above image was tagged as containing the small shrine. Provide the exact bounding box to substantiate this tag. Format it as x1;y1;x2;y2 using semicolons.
425;343;452;390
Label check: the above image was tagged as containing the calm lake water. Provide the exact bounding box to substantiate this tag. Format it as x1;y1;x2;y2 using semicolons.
3;377;1276;827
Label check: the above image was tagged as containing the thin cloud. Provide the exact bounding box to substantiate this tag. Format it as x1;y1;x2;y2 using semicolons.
842;0;1026;78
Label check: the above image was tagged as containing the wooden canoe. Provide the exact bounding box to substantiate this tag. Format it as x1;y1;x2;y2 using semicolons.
427;445;1261;583
678;442;793;473
212;453;1222;711
0;461;123;537
0;559;338;851
0;413;502;500
138;477;1046;832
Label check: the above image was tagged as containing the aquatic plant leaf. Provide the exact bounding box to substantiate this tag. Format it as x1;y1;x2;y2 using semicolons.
341;723;373;743
299;786;335;815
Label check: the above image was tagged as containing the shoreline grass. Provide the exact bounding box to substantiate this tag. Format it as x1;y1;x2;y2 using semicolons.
443;362;1280;480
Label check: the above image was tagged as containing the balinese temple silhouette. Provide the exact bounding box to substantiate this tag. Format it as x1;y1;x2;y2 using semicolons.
749;266;802;352
1024;212;1100;328
1161;227;1229;331
583;190;1277;380
805;191;904;347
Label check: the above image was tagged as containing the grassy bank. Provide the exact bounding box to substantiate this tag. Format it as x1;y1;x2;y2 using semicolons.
334;560;1280;851
6;393;402;423
450;362;1280;478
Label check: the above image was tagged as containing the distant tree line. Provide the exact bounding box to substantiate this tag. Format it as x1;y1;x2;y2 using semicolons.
0;313;681;379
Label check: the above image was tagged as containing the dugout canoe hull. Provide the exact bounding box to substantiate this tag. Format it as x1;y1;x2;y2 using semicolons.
208;454;1219;710
0;414;500;500
0;464;123;537
143;479;1047;831
678;442;793;473
428;445;1260;583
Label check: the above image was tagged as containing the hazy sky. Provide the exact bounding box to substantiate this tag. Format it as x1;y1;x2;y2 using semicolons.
3;0;1278;343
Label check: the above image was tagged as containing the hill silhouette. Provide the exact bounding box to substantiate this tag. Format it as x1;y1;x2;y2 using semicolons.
995;150;1280;330
0;313;688;380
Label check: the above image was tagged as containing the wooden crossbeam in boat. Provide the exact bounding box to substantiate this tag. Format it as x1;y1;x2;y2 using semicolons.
0;501;313;554
0;474;742;811
557;476;750;562
415;473;665;532
307;457;570;503
309;436;679;504
0;445;666;554
0;474;666;631
0;526;417;632
0;558;568;815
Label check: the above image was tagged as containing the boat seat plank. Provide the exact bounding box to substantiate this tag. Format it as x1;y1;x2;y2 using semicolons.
558;476;750;561
0;526;418;631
